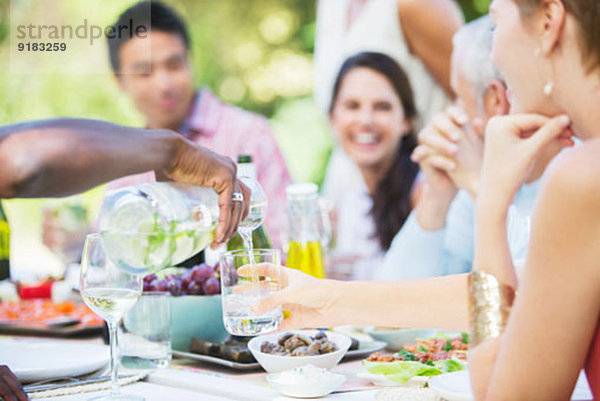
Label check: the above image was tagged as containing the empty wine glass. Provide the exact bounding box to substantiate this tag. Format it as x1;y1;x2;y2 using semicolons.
80;234;143;401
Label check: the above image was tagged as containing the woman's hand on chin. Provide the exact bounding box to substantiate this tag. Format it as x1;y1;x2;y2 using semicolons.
477;113;574;212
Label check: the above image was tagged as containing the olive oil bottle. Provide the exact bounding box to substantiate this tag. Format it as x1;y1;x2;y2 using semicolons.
0;202;10;281
285;183;325;278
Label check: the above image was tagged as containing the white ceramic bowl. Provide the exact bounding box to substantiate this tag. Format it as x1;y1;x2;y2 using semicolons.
266;367;346;398
364;327;437;351
247;330;352;373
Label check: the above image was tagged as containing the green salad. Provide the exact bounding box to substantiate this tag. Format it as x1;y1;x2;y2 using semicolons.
363;334;468;383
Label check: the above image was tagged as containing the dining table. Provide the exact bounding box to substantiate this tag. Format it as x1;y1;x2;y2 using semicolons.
5;335;446;401
5;333;596;401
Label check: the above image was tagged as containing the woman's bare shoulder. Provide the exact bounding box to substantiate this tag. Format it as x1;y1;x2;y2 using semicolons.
398;0;461;16
544;140;600;204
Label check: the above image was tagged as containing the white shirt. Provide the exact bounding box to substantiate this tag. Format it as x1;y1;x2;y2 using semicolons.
334;185;384;280
376;179;543;280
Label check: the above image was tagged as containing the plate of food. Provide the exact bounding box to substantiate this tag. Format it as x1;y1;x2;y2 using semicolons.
172;332;384;370
360;334;469;387
0;299;104;337
429;370;593;401
173;336;260;370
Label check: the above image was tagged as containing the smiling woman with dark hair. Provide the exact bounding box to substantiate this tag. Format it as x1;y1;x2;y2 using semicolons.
328;52;420;279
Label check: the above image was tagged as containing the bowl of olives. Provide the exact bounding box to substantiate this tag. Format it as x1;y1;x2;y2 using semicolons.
247;330;352;373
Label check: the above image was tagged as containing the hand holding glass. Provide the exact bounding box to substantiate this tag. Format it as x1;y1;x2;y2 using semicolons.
220;249;282;336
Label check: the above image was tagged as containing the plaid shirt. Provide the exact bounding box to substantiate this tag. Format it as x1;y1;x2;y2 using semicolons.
108;89;292;249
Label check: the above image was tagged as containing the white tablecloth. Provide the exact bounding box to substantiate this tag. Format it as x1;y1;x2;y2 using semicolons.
32;381;233;401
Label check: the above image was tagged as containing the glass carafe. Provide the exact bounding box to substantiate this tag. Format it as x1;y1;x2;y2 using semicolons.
98;183;219;274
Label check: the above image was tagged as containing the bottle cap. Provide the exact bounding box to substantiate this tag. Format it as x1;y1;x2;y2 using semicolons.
237;154;252;163
286;183;318;200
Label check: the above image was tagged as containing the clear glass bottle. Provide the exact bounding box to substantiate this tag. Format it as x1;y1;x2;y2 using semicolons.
0;202;10;281
227;155;271;251
98;183;220;274
285;183;325;278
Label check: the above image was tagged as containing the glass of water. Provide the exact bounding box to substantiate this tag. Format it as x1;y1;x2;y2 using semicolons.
220;249;282;336
120;292;171;371
80;234;143;401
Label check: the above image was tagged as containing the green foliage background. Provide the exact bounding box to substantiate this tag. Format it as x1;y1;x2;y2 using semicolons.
0;0;490;277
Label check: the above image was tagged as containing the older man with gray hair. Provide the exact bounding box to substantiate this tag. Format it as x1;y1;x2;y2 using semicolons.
375;15;541;279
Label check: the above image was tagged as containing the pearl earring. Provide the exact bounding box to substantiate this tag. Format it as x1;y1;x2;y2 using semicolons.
543;81;554;96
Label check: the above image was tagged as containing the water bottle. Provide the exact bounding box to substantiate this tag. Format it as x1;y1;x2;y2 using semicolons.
227;155;271;251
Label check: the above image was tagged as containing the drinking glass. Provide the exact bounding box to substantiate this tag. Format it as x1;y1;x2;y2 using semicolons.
220;249;282;336
120;292;171;371
80;234;143;401
43;200;90;267
507;206;532;280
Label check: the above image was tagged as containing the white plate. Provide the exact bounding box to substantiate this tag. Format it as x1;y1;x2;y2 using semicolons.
364;327;438;351
429;370;593;401
357;372;429;387
171;349;260;370
345;340;387;359
172;340;386;370
0;338;109;382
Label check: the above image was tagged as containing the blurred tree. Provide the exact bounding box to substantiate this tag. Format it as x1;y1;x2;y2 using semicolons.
167;0;316;116
457;0;492;21
0;1;7;43
0;0;492;123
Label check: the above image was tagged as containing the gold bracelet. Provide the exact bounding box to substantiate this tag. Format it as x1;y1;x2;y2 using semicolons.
468;271;516;347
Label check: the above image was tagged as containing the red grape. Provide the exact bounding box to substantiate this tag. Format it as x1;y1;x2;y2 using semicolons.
187;280;204;295
143;281;153;292
144;273;158;284
181;270;194;290
202;277;220;295
212;263;221;279
152;278;169;292
191;264;213;283
167;280;183;296
165;274;181;283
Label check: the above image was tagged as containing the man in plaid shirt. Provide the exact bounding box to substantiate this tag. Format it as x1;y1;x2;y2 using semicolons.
105;1;292;249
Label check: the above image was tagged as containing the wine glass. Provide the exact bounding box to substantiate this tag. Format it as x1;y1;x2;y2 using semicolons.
80;233;143;401
507;206;531;281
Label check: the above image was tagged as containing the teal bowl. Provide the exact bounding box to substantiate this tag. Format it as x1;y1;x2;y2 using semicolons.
169;295;229;351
